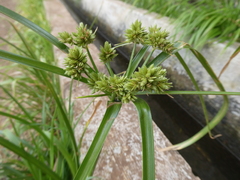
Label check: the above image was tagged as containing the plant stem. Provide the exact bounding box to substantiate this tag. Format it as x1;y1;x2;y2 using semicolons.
114;42;131;48
105;62;114;76
125;45;149;78
124;43;136;77
130;43;136;62
74;102;122;180
86;46;98;72
142;48;155;66
134;98;155;180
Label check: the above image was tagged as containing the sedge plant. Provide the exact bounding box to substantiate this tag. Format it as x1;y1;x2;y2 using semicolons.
0;5;239;180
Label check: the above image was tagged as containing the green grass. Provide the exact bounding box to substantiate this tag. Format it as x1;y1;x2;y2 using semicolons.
0;0;78;179
122;0;240;49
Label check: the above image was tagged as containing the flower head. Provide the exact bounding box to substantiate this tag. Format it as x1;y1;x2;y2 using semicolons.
125;64;172;93
87;73;136;103
64;47;87;78
146;25;175;53
58;31;73;44
125;20;147;44
99;41;118;63
72;22;96;47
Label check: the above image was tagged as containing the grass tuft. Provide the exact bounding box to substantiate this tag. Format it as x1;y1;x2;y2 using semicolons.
122;0;240;49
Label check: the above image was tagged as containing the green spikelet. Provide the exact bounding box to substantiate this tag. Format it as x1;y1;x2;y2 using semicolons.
125;64;172;93
72;22;96;47
64;47;87;78
99;41;118;63
125;20;147;44
146;25;175;53
58;31;73;45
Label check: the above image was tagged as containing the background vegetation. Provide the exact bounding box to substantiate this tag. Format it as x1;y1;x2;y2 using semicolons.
0;0;76;178
122;0;240;49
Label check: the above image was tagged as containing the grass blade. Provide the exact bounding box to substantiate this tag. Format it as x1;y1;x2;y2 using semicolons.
10;22;37;59
160;96;228;151
0;36;30;56
175;52;211;136
0;111;49;143
54;139;77;175
218;45;240;78
160;45;229;150
147;41;187;66
74;102;122;180
133;98;155;180
125;45;149;77
0;136;62;180
1;86;32;120
40;72;79;167
0;49;88;83
136;90;240;96
0;5;68;53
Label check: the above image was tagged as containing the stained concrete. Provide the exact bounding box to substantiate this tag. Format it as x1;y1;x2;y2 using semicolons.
44;0;200;179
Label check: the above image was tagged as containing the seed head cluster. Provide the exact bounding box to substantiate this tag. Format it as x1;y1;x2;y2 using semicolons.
146;26;175;53
59;20;173;103
124;65;172;93
58;22;96;47
125;21;175;53
87;65;172;103
88;72;137;103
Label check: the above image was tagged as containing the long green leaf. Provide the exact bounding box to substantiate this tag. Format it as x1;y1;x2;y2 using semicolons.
147;41;187;66
125;46;149;77
0;5;68;53
175;52;210;136
133;98;155;180
218;45;240;78
147;51;170;67
0;136;61;180
0;49;88;83
0;36;30;56
74;102;122;180
10;22;37;59
0;111;49;143
136;90;240;96
161;95;228;151
161;45;229;150
40;72;80;169
54;139;77;176
1;86;32;121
